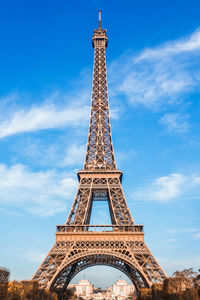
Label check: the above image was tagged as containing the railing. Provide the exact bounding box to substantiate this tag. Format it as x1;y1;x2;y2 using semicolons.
56;224;144;233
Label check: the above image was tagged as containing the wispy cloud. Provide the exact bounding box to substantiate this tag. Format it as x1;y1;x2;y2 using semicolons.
136;29;200;61
0;164;77;216
63;143;86;166
159;256;200;276
0;104;90;138
163;238;177;244
0;93;18;109
133;173;200;202
167;228;200;234
109;28;200;109
24;251;47;263
160;113;190;134
115;149;137;169
192;232;200;240
166;228;200;242
0;85;120;139
18;139;86;168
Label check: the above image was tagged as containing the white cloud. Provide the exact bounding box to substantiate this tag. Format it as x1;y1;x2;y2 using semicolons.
0;93;18;109
133;173;200;202
159;256;200;276
165;228;200;242
109;106;120;119
0;104;90;138
160;113;190;133
0;164;77;216
115;149;137;169
63;143;86;166
109;28;200;109
163;238;177;244
15;139;87;168
167;228;200;234
192;232;200;240
25;251;47;263
136;29;200;61
0;86;120;139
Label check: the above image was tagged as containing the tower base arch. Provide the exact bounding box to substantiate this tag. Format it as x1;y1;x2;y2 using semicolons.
33;227;166;294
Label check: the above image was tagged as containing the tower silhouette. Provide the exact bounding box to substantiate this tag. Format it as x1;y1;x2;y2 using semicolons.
33;11;166;295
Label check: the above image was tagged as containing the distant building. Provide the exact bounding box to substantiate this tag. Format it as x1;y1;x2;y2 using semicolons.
111;279;135;299
68;279;94;299
68;278;135;300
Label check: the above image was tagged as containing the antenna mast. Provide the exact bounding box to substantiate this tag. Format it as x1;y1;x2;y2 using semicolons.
98;10;102;29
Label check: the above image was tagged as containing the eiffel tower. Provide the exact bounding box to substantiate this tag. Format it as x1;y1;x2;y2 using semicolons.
32;11;167;295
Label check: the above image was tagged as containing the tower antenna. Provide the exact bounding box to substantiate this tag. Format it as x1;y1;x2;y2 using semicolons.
98;10;102;29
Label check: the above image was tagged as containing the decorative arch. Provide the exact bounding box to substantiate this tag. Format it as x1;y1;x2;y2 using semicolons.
48;251;150;294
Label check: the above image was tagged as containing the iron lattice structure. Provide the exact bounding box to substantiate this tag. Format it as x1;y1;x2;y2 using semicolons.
33;11;167;294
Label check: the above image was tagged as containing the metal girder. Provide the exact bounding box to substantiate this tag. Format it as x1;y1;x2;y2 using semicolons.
84;23;116;171
66;174;134;226
32;235;166;291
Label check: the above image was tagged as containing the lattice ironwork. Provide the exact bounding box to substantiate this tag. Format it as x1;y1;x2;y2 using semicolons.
66;173;134;226
33;232;166;293
32;11;167;294
84;12;116;171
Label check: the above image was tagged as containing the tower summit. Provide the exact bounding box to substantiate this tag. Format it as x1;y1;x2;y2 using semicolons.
86;9;111;170
32;12;167;296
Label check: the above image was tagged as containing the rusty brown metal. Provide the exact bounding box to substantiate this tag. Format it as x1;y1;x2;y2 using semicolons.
32;12;167;293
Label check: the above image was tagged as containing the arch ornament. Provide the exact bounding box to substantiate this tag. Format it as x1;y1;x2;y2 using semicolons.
48;250;149;293
34;236;165;291
33;233;166;292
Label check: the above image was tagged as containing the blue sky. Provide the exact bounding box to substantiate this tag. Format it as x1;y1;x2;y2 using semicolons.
0;0;200;289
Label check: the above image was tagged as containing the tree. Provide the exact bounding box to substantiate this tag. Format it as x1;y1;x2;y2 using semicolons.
7;281;21;300
6;280;58;300
193;269;200;289
173;268;198;288
0;267;10;299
